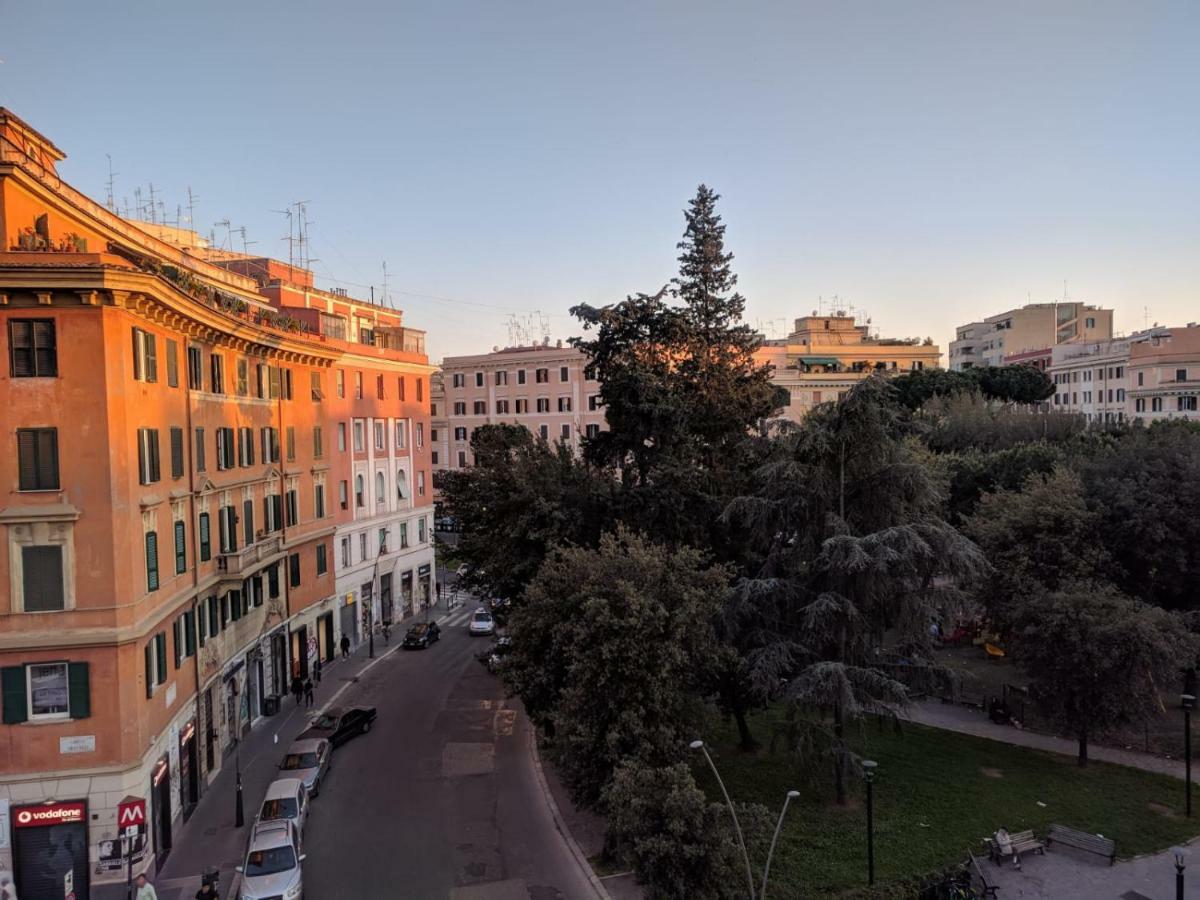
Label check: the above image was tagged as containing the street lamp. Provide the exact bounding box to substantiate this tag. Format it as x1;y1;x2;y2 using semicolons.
1174;847;1186;900
760;790;800;899
862;760;878;886
1183;695;1194;818
690;739;756;900
234;752;244;828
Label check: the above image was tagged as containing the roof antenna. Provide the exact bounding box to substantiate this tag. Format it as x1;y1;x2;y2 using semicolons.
382;261;390;308
105;155;118;213
186;187;199;246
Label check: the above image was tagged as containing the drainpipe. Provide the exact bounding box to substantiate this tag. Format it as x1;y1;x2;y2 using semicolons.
184;354;205;798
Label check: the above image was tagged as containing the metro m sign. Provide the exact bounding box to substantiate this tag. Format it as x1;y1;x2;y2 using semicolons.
117;798;145;828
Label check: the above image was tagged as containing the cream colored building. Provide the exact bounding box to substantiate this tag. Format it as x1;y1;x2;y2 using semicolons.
436;342;607;470
949;302;1113;371
755;313;942;423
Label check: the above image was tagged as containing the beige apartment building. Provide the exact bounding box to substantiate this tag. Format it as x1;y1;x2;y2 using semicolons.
436;342;606;470
1047;323;1200;424
754;313;942;423
949;302;1113;370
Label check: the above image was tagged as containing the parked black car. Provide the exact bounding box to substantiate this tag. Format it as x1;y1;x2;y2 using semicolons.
299;706;377;746
402;621;441;649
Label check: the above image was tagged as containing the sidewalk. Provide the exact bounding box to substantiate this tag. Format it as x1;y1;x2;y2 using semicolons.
93;608;427;900
905;699;1186;779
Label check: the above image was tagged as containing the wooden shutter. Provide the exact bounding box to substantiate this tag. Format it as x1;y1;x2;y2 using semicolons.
155;633;167;683
197;602;207;645
145;644;154;697
195;428;206;472
22;545;64;611
145;333;158;382
145;531;159;591
273;494;283;529
244;499;254;545
185;610;197;655
137;429;147;484
150;430;161;482
17;429;38;490
286;426;295;461
2;666;28;723
166;339;179;387
199;512;211;562
174;520;186;573
132;327;143;380
170;427;184;479
173;618;182;669
289;553;300;587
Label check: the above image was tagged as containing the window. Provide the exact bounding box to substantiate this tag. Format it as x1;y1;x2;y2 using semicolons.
431;450;439;464
1138;371;1144;386
145;531;160;591
341;537;351;567
533;368;547;383
560;366;569;382
286;426;296;462
417;470;425;497
558;397;572;412
457;451;466;468
336;369;345;398
355;371;364;399
26;663;70;720
20;546;64;611
517;369;527;385
452;373;465;388
17;428;59;491
355;475;365;508
170;427;184;479
418;517;427;543
236;358;249;396
588;394;601;411
338;422;347;452
218;505;237;553
137;428;161;485
286;489;299;526
454;401;466;415
264;493;283;532
289;553;301;588
398;376;406;401
353;421;365;452
1086;317;1096;328
379;527;389;553
174;521;187;574
1178;369;1189;383
537;398;550;413
216;427;236;470
495;370;508;386
416;423;424;447
339;480;349;510
516;399;528;414
238;427;255;467
395;421;407;449
261;427;281;464
561;423;571;439
399;522;409;548
311;371;323;401
199;512;211;562
9;319;57;377
316;543;328;576
430;428;438;443
414;375;423;401
313;426;324;459
539;424;549;440
1179;396;1198;412
1152;397;1164;412
374;422;385;451
586;424;600;439
469;400;484;415
475;372;484;387
210;352;225;394
315;483;326;518
496;400;510;414
454;427;467;441
132;327;158;382
375;471;385;504
359;532;368;561
187;345;203;389
144;632;168;696
1136;398;1145;413
397;469;409;500
377;374;385;399
243;499;255;546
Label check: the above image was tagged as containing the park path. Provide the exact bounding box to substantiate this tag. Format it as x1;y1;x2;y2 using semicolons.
904;699;1187;779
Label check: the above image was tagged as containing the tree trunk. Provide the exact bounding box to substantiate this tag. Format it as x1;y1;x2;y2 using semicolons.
833;701;847;805
733;703;759;752
1077;725;1088;767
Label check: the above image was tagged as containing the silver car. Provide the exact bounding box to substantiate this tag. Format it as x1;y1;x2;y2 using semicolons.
257;777;308;840
278;738;331;798
238;819;304;900
468;609;495;636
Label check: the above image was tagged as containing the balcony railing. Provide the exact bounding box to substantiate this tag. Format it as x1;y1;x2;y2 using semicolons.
216;534;283;575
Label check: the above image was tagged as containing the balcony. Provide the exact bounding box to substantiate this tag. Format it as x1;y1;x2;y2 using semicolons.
216;535;283;576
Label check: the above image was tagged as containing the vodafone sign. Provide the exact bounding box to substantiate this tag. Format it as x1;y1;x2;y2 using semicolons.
12;801;86;828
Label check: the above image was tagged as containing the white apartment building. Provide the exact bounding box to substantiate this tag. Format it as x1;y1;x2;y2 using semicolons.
950;302;1113;371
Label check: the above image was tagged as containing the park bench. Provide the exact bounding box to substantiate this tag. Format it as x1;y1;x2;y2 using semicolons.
968;851;999;898
1046;824;1116;865
986;829;1045;867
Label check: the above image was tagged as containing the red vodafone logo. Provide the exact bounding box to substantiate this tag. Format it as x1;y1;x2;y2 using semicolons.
12;801;86;827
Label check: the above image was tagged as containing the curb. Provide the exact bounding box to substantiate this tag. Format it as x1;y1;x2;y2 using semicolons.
525;723;613;900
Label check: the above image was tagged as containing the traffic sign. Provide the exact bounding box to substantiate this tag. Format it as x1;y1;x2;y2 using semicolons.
117;798;145;828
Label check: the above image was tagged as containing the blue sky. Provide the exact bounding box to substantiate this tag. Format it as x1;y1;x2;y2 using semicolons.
2;1;1197;360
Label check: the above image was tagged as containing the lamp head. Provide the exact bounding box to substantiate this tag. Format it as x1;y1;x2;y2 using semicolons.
689;739;704;750
1174;846;1186;867
862;759;878;780
787;790;801;799
1183;694;1196;711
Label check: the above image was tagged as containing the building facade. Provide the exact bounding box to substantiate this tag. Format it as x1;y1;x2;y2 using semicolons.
435;342;606;470
949;302;1114;371
0;109;431;894
754;313;942;423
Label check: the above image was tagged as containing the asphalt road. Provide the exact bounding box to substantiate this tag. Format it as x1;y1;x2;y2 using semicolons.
298;607;599;900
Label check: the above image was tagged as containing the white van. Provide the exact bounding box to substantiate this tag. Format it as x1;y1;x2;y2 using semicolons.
256;776;309;840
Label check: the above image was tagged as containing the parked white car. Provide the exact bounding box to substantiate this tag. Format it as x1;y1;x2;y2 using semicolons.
256;776;309;840
278;738;331;798
468;608;495;637
238;819;304;900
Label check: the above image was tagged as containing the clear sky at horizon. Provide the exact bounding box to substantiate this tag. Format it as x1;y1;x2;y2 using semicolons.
2;1;1197;361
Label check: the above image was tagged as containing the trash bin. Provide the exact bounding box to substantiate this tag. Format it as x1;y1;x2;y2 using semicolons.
262;694;279;717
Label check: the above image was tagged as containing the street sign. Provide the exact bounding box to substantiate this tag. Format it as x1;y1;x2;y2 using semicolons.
117;798;145;828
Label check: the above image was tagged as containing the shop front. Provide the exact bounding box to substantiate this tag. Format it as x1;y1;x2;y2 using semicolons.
418;564;432;611
400;571;413;618
11;800;89;900
380;573;394;624
289;624;309;679
151;755;172;869
338;592;358;649
318;612;335;662
179;719;199;819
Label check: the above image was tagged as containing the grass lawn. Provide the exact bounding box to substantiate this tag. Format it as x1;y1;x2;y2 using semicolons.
695;706;1199;899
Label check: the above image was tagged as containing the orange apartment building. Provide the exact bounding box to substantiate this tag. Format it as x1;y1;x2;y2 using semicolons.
0;109;432;896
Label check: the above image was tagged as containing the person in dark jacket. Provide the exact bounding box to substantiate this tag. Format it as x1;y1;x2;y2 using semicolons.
303;677;314;708
290;674;303;706
340;635;351;659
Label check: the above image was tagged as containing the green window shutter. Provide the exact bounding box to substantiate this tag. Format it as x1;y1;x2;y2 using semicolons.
199;513;211;562
166;339;179;387
174;521;186;574
145;531;159;592
2;666;28;724
145;645;154;698
170;427;184;480
156;633;167;683
68;662;90;719
185;610;197;656
173;618;182;669
197;602;206;646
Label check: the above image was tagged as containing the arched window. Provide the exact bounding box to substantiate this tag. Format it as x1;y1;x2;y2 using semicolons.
355;474;365;508
397;469;409;501
375;471;385;504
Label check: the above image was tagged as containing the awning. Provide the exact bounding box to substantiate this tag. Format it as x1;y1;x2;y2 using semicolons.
796;356;841;366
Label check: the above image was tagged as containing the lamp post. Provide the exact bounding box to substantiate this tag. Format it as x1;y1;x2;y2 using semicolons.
1183;695;1194;818
690;740;756;899
760;790;801;899
863;760;878;886
1175;847;1186;900
234;752;244;828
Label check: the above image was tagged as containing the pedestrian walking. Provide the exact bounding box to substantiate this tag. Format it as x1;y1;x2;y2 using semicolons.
290;674;303;707
340;635;350;659
313;657;322;685
303;677;314;708
135;874;159;900
0;875;17;900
